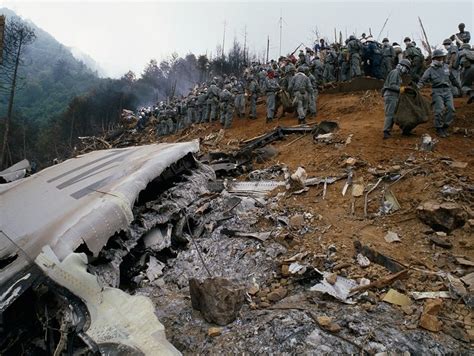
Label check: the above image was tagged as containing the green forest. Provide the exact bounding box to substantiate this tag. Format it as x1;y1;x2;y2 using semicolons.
0;8;250;169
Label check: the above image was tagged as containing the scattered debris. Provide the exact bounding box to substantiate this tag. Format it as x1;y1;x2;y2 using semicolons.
428;235;453;249
354;241;405;272
411;291;453;300
384;231;401;243
419;134;437;151
310;269;358;304
382;289;412;306
357;253;371;267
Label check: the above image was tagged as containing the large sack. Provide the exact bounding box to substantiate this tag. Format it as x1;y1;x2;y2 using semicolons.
394;88;431;132
279;90;295;113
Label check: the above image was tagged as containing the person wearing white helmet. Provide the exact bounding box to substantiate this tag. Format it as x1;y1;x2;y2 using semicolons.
417;49;462;137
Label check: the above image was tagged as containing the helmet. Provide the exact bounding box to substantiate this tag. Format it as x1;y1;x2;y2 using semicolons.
224;84;232;91
349;35;356;41
461;43;471;50
459;23;465;29
382;38;389;43
403;37;411;43
432;49;446;58
399;58;411;69
297;66;306;73
443;38;452;45
285;63;296;73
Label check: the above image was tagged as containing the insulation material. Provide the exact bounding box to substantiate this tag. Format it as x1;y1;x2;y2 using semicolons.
35;247;180;355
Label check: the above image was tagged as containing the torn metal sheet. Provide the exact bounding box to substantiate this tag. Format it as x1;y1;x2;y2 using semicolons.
411;291;453;300
309;269;358;304
221;229;272;242
226;180;285;198
35;247;180;355
0;141;199;290
0;159;30;183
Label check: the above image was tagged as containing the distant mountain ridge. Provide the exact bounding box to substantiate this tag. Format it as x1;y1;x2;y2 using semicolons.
0;7;102;123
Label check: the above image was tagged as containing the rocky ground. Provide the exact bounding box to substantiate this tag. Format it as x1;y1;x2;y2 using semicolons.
95;87;473;354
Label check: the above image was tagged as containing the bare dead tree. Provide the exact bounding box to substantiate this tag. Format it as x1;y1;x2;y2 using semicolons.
0;17;36;168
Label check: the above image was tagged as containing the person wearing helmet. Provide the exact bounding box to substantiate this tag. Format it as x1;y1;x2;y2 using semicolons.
323;46;338;83
232;77;246;119
417;49;462;137
456;23;471;44
338;46;350;82
381;59;412;139
288;66;313;124
347;35;362;79
207;81;221;122
263;70;280;123
305;65;319;117
247;75;260;119
311;55;324;85
403;38;424;82
443;38;461;97
219;84;235;129
381;38;396;78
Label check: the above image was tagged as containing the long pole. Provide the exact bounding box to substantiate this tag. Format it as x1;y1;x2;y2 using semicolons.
266;35;270;63
243;25;247;64
222;20;226;58
376;15;390;42
279;10;283;57
418;16;432;57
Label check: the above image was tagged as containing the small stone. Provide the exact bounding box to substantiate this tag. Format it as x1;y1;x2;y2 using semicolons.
325;273;338;285
316;316;332;327
289;214;305;229
419;299;443;332
267;287;288;302
401;305;414;315
248;284;259;296
435;231;447;237
317;316;341;333
208;327;222;337
384;231;401;243
281;264;290;277
357;253;371;267
344;157;357;166
259;301;270;308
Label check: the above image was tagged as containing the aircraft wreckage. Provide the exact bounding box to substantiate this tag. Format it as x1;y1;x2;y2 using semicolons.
0;142;202;355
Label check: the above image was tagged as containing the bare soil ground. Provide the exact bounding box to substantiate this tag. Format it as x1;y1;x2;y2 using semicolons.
135;88;473;352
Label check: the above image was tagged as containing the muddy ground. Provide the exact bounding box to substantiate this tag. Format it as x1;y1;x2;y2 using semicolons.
124;88;473;354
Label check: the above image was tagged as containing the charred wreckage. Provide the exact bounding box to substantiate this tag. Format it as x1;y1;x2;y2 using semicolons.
0;125;321;355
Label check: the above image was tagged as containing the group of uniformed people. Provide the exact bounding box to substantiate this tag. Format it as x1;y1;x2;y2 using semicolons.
133;22;472;140
382;22;473;139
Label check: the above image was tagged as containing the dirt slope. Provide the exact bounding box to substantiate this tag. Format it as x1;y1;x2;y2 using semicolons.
145;88;473;351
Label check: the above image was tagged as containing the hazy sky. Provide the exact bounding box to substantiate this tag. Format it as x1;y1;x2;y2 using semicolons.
2;0;472;77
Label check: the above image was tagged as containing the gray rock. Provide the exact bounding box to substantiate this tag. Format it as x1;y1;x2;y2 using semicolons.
417;201;467;232
189;277;245;325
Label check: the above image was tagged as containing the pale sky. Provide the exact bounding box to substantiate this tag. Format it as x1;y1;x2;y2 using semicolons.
2;0;472;78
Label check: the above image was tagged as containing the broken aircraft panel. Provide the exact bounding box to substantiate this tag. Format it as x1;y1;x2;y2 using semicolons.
1;142;200;354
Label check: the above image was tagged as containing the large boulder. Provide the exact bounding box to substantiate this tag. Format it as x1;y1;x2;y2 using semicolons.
417;201;467;232
189;277;245;325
